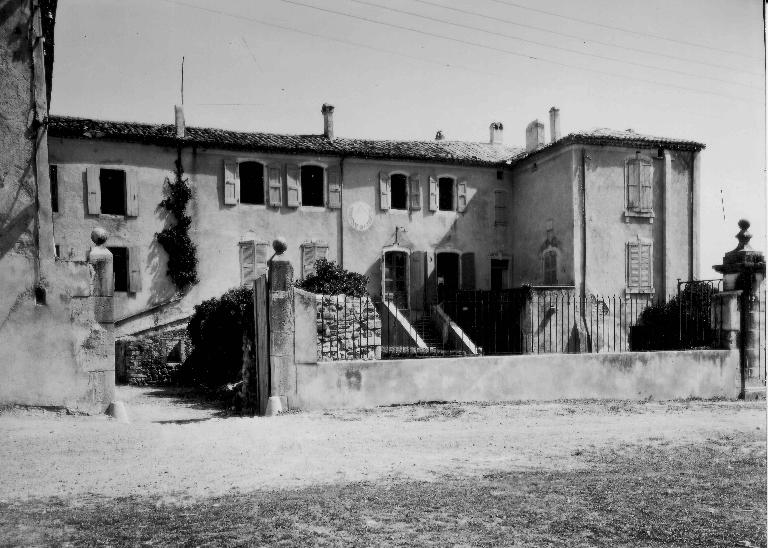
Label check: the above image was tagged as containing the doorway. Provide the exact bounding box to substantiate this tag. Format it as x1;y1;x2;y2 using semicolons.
383;250;409;309
436;252;459;303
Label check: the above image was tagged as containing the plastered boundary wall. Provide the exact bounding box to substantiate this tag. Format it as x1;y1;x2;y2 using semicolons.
291;350;739;411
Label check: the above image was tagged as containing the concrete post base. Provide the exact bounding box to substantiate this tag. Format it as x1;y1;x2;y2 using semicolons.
264;396;283;416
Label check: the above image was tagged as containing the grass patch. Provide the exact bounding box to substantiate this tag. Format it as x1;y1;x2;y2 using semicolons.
0;436;764;547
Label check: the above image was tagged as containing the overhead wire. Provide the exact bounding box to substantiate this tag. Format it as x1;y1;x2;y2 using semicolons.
343;0;760;89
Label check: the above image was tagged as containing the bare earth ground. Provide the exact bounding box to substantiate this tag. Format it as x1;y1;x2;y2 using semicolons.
0;386;765;547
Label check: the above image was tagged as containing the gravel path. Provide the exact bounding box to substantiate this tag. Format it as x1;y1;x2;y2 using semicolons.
0;386;763;501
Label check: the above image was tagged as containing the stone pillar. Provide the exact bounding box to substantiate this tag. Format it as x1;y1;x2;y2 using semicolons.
266;237;294;415
713;219;766;397
88;227;114;323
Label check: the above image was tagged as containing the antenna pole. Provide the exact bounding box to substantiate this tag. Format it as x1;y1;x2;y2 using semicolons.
181;56;185;105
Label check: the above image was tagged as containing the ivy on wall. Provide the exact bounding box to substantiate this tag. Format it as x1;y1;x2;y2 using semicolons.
156;151;198;290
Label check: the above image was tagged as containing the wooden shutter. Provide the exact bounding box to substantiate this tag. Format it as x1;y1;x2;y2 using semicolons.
286;164;301;207
267;164;282;207
428;175;438;211
461;252;475;290
128;246;142;292
409;174;421;210
239;240;256;286
254;241;270;276
410;251;426;311
626;159;640;209
125;171;139;217
494;190;507;226
639;243;652;288
457;179;468;212
224;161;238;205
86;166;101;214
327;166;341;208
627;243;641;288
301;243;316;278
639;160;652;211
315;242;329;262
379;171;390;210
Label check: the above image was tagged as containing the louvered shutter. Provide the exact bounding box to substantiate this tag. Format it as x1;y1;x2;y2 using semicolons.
224;161;238;205
409;174;421;210
125;171;139;217
267;164;282;207
461;252;475;290
627;243;641;288
254;242;270;276
494;190;507;226
409;251;426;311
239;240;256;286
315;242;329;262
457;179;468;212
286;164;301;207
428;175;438;211
639;243;652;288
86;166;101;214
379;171;390;210
626;159;640;209
128;246;142;292
327;166;341;208
639;160;652;211
301;244;316;278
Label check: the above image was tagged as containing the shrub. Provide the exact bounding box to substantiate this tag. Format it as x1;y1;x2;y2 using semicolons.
178;286;253;387
295;258;368;296
634;285;716;350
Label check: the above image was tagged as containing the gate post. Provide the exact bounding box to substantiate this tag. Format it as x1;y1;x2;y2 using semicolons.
266;238;294;415
713;219;766;398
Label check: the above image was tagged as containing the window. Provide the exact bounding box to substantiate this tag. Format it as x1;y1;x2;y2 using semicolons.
491;259;509;290
542;249;557;285
390;174;408;210
49;164;58;213
626;240;652;292
301;241;329;278
239;240;269;286
109;246;129;292
494;190;507;226
100;169;127;215
239;161;264;205
625;154;653;217
438;177;454;211
301;165;324;207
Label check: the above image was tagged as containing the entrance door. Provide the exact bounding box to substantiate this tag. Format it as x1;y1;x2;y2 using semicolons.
383;251;409;309
436;252;459;303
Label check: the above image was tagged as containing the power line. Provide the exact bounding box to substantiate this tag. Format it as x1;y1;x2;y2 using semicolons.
412;0;762;78
344;0;760;89
483;0;761;60
278;0;759;102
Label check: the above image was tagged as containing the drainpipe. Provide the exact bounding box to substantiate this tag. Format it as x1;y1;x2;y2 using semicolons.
338;156;345;268
579;148;589;350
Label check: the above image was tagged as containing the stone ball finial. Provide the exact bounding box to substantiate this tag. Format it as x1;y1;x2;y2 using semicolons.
736;218;752;251
738;219;750;230
91;227;109;246
272;237;287;255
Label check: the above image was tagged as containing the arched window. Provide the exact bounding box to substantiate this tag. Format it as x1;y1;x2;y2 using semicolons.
301;165;325;207
438;177;454;211
390;174;408;210
239;161;264;205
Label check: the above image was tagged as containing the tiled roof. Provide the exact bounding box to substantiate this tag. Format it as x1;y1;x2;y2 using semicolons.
508;127;705;164
47;116;705;168
47;115;523;168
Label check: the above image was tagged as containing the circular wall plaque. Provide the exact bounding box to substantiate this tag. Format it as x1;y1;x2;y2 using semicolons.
347;201;374;231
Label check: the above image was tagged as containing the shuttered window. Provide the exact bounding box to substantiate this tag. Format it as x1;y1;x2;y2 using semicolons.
379;171;391;210
409;174;421;210
390;174;407;210
327;166;341;209
457;179;468;212
267;164;282;207
494;190;507;226
239;240;270;286
626;241;652;291
99;168;127;215
223;161;239;206
626;157;652;213
428;175;438;211
301;241;329;278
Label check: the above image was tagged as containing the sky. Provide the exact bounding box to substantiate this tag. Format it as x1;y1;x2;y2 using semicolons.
50;0;766;278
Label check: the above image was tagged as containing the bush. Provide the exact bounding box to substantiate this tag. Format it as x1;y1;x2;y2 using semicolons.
178;286;253;387
295;259;368;296
634;285;716;350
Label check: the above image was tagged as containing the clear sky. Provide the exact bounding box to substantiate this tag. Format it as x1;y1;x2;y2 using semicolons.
50;0;766;279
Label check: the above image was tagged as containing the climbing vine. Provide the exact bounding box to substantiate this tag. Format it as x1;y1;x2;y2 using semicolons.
156;150;198;290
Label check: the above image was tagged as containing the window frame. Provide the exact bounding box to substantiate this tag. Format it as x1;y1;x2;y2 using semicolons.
437;175;456;212
238;160;266;205
389;172;409;211
625;238;654;295
299;163;326;208
623;153;655;222
99;168;127;216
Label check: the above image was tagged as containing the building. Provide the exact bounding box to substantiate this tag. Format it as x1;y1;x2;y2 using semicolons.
46;104;704;336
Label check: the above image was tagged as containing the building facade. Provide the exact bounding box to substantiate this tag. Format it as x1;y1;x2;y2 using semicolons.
46;105;704;335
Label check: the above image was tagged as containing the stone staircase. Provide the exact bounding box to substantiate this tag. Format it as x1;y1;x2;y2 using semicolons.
411;315;443;350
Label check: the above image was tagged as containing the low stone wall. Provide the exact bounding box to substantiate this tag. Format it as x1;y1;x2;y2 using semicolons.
115;328;189;385
292;350;739;410
315;294;381;361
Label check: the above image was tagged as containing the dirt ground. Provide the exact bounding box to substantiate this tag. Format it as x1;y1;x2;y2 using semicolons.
0;386;764;502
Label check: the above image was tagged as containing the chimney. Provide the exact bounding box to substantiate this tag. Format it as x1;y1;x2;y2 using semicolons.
525;119;545;152
435;130;445;141
174;105;185;138
321;103;334;139
549;107;560;143
489;122;503;145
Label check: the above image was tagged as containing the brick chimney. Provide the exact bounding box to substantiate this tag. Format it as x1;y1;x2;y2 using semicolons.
549;107;560;143
321;103;334;139
174;105;185;138
489;122;503;145
525;120;545;152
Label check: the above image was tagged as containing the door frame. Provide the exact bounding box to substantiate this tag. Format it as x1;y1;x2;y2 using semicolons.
381;244;411;309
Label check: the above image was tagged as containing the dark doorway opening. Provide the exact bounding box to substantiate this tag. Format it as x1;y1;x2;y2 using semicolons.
436;252;459;303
